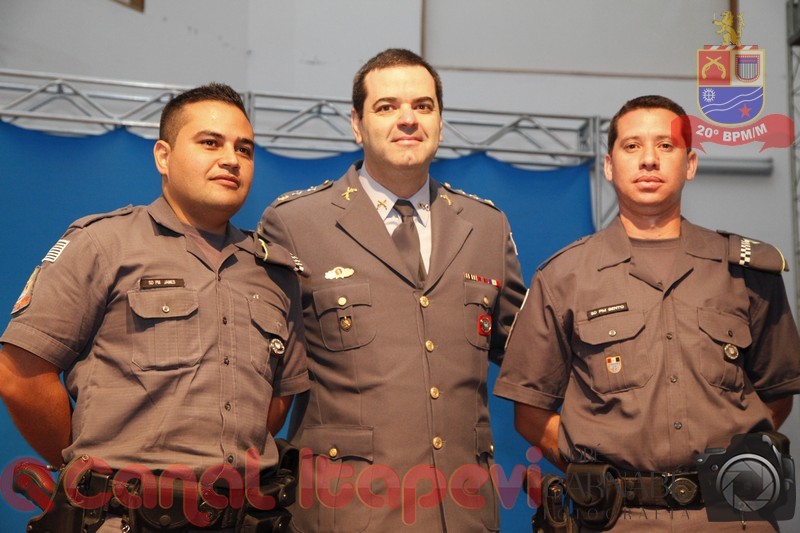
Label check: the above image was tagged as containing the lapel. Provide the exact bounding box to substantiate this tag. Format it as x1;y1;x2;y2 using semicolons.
333;166;420;286
426;180;473;289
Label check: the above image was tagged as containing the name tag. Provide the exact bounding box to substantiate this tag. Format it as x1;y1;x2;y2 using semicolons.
587;302;628;320
139;278;185;289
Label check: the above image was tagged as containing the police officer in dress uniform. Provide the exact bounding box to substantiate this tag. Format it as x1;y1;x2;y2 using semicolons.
259;49;526;532
0;84;309;531
494;95;800;531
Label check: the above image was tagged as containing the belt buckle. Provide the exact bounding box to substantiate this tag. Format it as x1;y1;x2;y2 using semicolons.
667;474;699;506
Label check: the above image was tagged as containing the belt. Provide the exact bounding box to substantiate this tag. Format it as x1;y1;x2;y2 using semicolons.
618;471;702;507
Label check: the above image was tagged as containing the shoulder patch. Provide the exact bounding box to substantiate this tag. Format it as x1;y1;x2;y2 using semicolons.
250;232;308;277
717;230;788;273
69;205;135;229
537;234;592;270
272;180;333;206
441;182;499;210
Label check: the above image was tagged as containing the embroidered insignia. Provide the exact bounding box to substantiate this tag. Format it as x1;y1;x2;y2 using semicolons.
738;238;759;267
464;272;501;287
587;303;629;320
606;355;622;374
341;187;358;201
291;254;305;273
11;267;40;315
43;239;69;263
259;238;269;261
376;199;389;210
325;267;355;280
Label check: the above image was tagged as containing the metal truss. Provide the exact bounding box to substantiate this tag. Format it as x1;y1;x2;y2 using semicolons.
0;67;614;229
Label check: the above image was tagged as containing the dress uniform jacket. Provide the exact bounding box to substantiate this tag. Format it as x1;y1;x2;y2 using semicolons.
1;197;309;474
260;163;526;532
495;217;800;531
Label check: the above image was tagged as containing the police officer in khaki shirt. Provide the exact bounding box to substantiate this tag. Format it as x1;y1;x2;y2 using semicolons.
260;49;526;532
0;84;309;531
495;95;800;531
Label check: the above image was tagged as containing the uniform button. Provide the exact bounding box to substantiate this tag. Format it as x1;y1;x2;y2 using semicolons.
669;375;678;383
222;316;228;325
674;422;683;430
425;340;435;352
483;296;490;306
337;297;347;306
162;305;170;313
224;402;232;411
430;387;440;399
608;330;617;337
419;296;430;308
432;437;443;449
223;357;230;366
723;343;739;360
226;455;234;463
490;444;494;454
666;333;673;340
328;447;338;459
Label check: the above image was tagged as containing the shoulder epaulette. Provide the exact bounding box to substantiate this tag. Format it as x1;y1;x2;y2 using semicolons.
247;231;308;277
69;205;134;229
717;230;788;273
537;234;592;270
441;182;499;210
272;180;334;206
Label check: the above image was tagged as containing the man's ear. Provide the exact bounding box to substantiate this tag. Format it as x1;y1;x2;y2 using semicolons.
153;140;171;175
351;108;363;145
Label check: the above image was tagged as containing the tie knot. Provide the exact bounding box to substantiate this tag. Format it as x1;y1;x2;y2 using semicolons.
394;200;416;219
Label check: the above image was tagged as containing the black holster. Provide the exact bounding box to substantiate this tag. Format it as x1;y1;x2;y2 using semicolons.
564;463;624;531
532;475;577;533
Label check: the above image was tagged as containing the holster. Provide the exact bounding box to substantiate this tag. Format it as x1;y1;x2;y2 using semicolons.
564;463;624;531
532;475;577;533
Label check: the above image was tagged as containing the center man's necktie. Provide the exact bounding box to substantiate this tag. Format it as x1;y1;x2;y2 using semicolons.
392;200;426;284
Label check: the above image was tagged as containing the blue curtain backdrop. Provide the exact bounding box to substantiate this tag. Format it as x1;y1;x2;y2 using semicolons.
0;121;594;530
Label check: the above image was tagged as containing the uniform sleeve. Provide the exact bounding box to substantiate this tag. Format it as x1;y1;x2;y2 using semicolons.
743;269;800;401
488;214;527;365
270;269;309;397
493;269;572;411
1;227;109;370
259;205;297;258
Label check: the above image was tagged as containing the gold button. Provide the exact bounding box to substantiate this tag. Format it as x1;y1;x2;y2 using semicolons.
419;296;430;308
483;296;490;306
490;444;494;453
609;330;617;337
430;387;440;399
723;343;739;360
425;340;435;352
337;296;347;306
162;305;170;313
432;436;443;449
269;338;285;356
328;447;338;458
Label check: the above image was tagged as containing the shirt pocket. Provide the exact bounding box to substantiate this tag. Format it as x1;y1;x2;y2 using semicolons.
248;296;289;379
697;307;751;391
128;288;200;370
464;282;500;350
312;282;376;352
574;311;650;394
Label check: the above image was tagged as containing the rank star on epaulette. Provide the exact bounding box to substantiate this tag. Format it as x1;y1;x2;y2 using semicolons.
291;254;305;273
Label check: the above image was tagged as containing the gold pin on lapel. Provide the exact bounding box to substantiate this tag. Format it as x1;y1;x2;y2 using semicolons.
324;266;355;280
342;187;358;201
439;194;452;206
376;199;389;210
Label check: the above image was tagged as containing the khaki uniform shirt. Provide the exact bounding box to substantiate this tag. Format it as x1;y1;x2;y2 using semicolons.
260;164;526;532
2;197;309;473
495;217;800;474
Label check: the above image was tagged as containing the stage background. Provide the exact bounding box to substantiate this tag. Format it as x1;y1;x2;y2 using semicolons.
0;121;594;530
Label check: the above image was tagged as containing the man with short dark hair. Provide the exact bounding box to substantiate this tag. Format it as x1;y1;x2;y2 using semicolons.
495;95;800;531
0;83;309;531
260;48;526;532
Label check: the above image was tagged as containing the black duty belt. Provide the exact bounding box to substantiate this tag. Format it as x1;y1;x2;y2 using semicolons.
618;471;703;507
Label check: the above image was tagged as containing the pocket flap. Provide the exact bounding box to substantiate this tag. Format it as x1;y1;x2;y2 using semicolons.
464;282;499;308
698;308;752;347
313;282;371;313
248;299;288;339
475;423;494;458
299;425;374;462
576;311;645;346
128;288;198;319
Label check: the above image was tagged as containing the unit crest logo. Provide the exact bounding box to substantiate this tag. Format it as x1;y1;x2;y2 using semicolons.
679;12;793;152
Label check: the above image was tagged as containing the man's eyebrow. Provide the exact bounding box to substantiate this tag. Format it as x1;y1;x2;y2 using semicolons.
195;130;255;146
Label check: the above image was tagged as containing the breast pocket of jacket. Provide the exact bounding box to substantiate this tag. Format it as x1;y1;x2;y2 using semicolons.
248;296;289;379
574;311;650;394
312;282;376;352
697;308;750;391
464;282;500;350
128;288;201;370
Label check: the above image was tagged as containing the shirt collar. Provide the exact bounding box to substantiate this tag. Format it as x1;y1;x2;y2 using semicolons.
357;166;431;227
